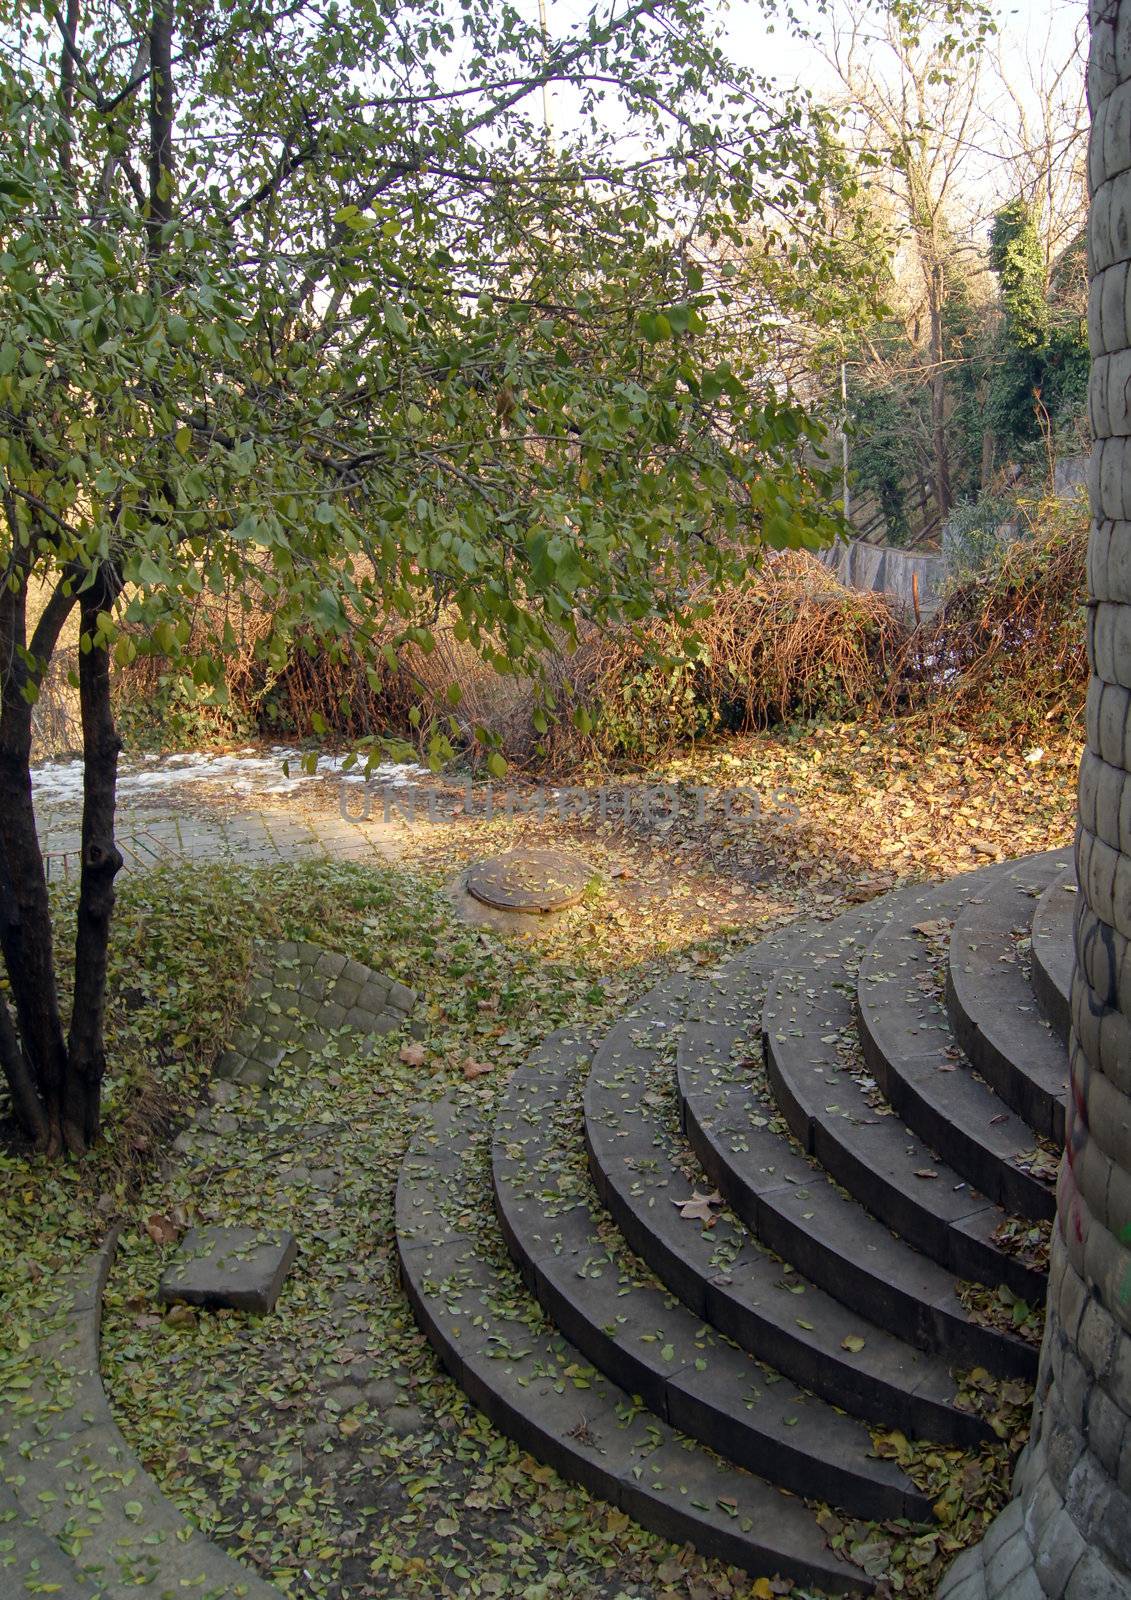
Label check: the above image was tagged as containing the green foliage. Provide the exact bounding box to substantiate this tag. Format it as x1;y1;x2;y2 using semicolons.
941;495;1016;578
986;198;1088;460
990;201;1049;352
0;0;863;767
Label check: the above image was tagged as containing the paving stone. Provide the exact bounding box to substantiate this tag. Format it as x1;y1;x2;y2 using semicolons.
330;976;363;1010
387;979;416;1012
159;1225;298;1313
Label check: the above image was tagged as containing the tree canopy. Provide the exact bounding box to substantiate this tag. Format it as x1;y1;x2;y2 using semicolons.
1;0;884;1151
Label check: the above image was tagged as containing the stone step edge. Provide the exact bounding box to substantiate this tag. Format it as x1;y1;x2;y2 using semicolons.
677;1050;1039;1384
758;888;1046;1306
492;1035;932;1525
943;857;1070;1148
396;1089;875;1597
582;1006;995;1450
854;881;1058;1225
0;1229;282;1599
1028;870;1076;1046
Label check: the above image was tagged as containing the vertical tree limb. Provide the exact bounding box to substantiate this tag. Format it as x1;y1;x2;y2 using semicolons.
147;1;174;255
58;0;81;177
63;582;123;1153
0;568;71;1152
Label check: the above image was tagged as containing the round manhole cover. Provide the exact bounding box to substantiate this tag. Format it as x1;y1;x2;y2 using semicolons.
466;849;593;914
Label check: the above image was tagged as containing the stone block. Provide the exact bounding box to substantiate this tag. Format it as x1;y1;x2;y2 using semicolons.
1034;1506;1088;1598
331;977;363;1011
983;1497;1025;1560
1043;1402;1086;1498
1095;354;1114;436
1092;24;1120;122
1110;521;1131;600
158;1226;298;1313
1093;178;1116;274
996;1565;1044;1600
1096;1481;1131;1573
1104;84;1131;187
986;1528;1033;1595
387;980;416;1013
1119;1424;1131;1497
1064;1448;1113;1538
314;950;348;980
1065;1549;1131;1600
1052;1343;1090;1441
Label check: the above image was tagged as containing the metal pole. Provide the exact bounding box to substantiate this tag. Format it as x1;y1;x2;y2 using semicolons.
840;360;850;522
538;0;552;144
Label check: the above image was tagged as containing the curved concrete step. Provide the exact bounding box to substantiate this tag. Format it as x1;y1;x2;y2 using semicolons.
945;856;1070;1147
677;997;1039;1383
0;1235;281;1599
856;881;1058;1225
493;1030;930;1524
1029;869;1076;1045
583;965;995;1449
0;1479;94;1597
397;1089;875;1596
762;893;1046;1305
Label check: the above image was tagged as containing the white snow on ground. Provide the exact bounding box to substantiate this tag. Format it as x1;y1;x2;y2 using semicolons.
31;747;429;806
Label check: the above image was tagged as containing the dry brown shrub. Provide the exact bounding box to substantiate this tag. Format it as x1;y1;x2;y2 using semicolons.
896;500;1088;734
550;551;909;765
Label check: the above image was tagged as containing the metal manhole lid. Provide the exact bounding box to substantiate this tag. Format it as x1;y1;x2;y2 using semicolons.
466;849;592;913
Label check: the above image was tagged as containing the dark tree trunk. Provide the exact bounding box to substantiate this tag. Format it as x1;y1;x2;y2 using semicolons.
929;264;952;520
62;585;123;1152
0;570;72;1152
147;2;174;255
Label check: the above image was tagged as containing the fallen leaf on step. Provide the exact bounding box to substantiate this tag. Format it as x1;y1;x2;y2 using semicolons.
399;1041;426;1067
462;1059;492;1079
144;1213;180;1246
915;1169;939;1179
842;1335;866;1353
672;1189;722;1222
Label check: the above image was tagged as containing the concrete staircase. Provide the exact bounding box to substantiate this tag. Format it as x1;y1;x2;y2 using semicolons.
398;850;1073;1595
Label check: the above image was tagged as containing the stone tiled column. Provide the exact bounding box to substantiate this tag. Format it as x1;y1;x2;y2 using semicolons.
937;6;1131;1598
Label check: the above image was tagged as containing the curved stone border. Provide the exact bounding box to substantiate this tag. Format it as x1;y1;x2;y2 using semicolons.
2;938;417;1599
0;1228;282;1599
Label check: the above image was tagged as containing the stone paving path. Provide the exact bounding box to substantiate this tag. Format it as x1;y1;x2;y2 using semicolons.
30;739;437;883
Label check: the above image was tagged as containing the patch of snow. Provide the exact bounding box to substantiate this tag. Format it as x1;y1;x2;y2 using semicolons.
31;746;428;806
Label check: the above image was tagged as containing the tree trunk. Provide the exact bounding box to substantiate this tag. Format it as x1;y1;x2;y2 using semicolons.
937;7;1131;1597
929;263;952;520
0;571;72;1153
147;1;174;255
62;585;123;1153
